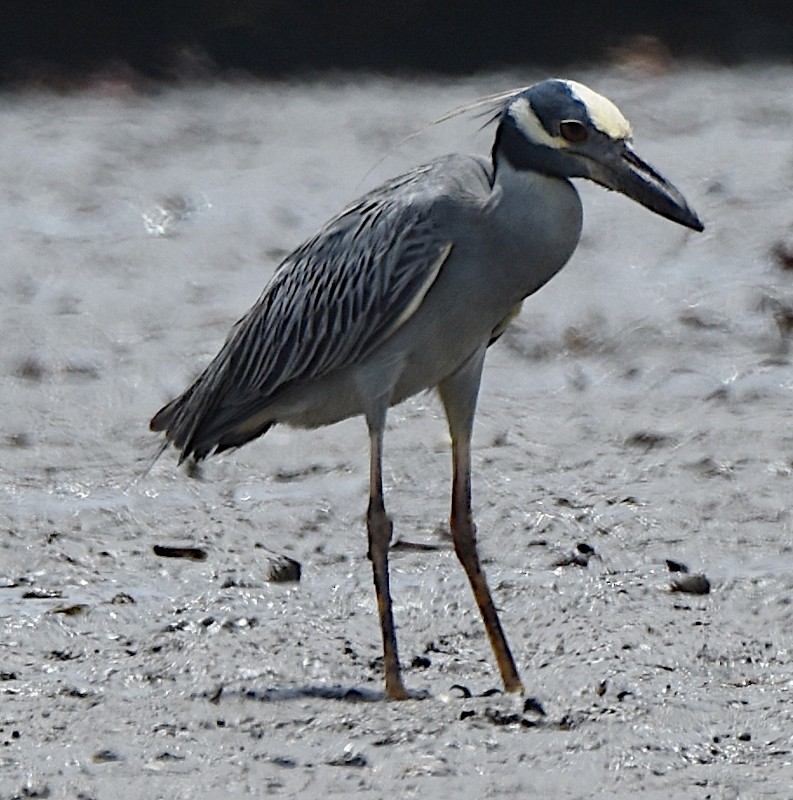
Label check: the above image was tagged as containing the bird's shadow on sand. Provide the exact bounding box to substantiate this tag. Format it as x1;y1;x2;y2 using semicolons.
198;684;431;704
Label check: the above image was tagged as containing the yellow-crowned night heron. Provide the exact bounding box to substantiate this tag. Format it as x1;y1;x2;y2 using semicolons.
151;79;703;699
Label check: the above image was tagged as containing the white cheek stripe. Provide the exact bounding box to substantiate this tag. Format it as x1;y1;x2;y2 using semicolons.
508;96;568;150
566;80;633;140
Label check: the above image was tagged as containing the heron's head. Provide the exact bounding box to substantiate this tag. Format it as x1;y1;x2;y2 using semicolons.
493;79;703;232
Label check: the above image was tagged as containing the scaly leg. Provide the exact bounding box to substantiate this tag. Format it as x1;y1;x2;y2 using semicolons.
366;425;410;700
449;433;523;693
439;349;524;694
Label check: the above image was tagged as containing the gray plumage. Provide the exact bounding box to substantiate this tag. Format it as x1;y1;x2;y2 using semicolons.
152;154;580;455
151;79;703;699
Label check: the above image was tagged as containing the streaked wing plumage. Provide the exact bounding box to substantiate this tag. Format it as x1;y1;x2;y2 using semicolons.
151;163;455;460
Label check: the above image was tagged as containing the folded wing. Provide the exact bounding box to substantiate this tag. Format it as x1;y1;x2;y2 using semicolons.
151;164;455;461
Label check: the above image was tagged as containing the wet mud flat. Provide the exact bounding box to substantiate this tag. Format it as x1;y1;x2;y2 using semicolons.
1;67;793;797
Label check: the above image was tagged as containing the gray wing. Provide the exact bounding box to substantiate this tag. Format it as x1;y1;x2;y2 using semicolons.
151;163;456;460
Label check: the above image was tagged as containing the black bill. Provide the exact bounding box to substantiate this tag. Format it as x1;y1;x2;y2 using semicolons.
590;142;704;232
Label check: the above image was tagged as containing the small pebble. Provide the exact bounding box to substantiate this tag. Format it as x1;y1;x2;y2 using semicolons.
50;604;89;616
484;707;523;726
156;751;186;761
22;589;62;600
327;750;368;768
153;545;207;561
208;685;223;705
523;697;547;716
266;555;301;583
670;573;711;595
392;539;442;551
550;541;598;567
92;749;122;763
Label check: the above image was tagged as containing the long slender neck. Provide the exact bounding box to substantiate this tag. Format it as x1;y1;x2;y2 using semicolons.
485;155;584;302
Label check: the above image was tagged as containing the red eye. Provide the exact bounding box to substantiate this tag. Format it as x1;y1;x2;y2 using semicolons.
560;120;588;144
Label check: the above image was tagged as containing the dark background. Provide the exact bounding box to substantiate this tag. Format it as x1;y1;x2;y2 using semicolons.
1;0;792;85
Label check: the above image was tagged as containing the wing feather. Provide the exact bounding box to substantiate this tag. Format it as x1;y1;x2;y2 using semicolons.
151;163;455;460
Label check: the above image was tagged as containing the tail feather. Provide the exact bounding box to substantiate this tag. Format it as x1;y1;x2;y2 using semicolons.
149;396;182;434
150;378;274;463
213;420;274;454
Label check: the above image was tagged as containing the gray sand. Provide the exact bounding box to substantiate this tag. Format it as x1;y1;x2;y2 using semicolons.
1;67;792;798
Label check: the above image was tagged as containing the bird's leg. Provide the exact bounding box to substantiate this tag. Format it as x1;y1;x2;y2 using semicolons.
449;434;524;694
366;426;410;700
439;350;524;694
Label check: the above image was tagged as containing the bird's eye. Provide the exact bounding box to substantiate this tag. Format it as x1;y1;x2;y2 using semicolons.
560;120;588;144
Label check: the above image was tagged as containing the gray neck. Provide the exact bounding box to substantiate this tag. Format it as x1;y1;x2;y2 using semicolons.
485;158;584;302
